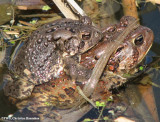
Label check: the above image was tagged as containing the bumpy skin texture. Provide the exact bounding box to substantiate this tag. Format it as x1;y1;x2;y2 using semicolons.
8;16;154;121
80;16;154;89
81;16;154;73
3;16;102;99
73;16;154;92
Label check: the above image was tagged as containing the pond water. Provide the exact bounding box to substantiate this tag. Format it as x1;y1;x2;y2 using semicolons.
0;1;160;122
141;4;160;120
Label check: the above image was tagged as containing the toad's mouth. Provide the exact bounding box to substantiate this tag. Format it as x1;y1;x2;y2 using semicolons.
107;45;125;72
107;43;140;72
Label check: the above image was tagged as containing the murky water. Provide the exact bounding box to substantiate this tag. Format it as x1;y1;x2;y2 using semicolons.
141;4;160;120
0;1;160;122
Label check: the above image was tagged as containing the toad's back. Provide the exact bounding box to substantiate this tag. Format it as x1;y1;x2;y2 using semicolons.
10;17;102;85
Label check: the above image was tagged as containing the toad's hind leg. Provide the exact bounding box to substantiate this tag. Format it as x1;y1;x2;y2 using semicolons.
3;74;34;100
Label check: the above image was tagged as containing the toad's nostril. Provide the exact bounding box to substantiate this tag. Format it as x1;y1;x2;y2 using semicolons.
134;35;144;46
79;41;85;49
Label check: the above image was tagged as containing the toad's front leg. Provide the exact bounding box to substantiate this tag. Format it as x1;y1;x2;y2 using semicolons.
3;74;34;100
64;57;92;82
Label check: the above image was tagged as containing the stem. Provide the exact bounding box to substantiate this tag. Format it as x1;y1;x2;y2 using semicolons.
51;0;79;20
66;0;87;16
122;0;139;20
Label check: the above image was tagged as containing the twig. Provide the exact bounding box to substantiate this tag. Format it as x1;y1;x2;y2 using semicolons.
19;20;34;26
18;13;60;18
12;26;37;30
36;16;62;25
122;0;139;20
51;0;79;20
77;86;96;108
66;0;87;16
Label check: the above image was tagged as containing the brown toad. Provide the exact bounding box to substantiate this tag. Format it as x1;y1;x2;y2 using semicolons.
80;16;154;89
9;16;154;121
3;16;102;99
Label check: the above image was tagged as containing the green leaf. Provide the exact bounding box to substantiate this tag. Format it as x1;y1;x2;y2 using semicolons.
96;0;102;2
3;30;9;32
100;102;105;107
10;40;15;44
30;20;37;24
96;101;105;107
96;101;100;106
83;118;92;122
44;102;51;106
107;96;113;102
42;5;51;11
139;66;144;71
103;116;109;120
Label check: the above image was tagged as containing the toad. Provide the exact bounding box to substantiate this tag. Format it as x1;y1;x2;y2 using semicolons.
3;16;102;100
7;16;153;121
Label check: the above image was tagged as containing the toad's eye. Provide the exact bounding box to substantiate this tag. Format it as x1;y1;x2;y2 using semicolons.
134;35;144;46
82;32;91;40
